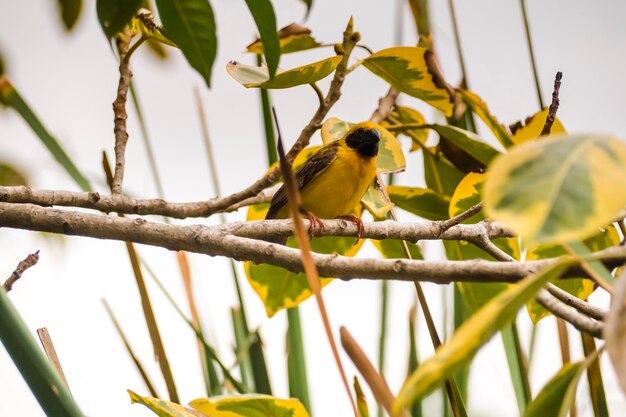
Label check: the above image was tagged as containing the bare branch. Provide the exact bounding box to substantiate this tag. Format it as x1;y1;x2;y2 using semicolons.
535;289;604;338
547;283;607;321
1;202;625;285
3;250;40;292
111;32;133;194
369;87;400;124
540;71;562;136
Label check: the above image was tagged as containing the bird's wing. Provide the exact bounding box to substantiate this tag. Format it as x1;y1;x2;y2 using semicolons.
266;142;340;219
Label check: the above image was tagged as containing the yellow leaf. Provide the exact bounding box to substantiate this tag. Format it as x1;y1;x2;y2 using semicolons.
363;47;454;116
510;107;567;144
484;133;626;245
129;390;201;417
190;395;310;417
227;56;341;89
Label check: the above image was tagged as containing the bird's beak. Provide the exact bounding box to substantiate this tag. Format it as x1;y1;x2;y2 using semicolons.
372;128;381;141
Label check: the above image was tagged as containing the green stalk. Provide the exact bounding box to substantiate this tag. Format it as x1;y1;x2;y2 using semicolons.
452;284;469;402
407;306;422;417
501;323;531;413
581;334;609;417
257;55;277;165
377;280;389;417
0;288;84;417
231;307;254;389
129;81;166;199
0;78;91;191
287;307;311;413
519;0;545;109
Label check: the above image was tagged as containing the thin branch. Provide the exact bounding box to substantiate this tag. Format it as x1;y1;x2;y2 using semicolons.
36;328;70;390
535;290;604;338
111;32;133;194
547;283;607;322
3;250;40;292
540;71;563;136
3;202;626;285
370;87;400;124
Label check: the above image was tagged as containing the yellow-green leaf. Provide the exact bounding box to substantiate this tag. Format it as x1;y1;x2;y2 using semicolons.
354;378;370;417
0;162;29;186
525;225;619;322
510;107;567;145
129;390;199;417
190;395;310;417
361;184;392;219
320;118;406;174
247;23;321;55
129;15;177;47
457;89;512;148
523;352;600;417
429;124;501;169
383;106;427;152
244;204;362;317
423;148;465;196
484;133;626;245
227;56;341;89
363;47;454;116
387;185;450;221
394;261;571;413
447;172;519;311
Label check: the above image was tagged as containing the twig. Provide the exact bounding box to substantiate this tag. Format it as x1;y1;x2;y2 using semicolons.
370;87;400;124
540;71;562;136
4;201;626;285
340;327;410;417
111;32;133;194
535;290;604;338
438;202;483;230
36;328;70;390
3;250;40;292
547;283;607;321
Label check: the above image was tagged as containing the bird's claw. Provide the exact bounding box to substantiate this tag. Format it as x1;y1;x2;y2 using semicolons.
337;215;364;245
303;211;325;239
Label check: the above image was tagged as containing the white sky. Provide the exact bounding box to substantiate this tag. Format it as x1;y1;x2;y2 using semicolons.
1;1;626;416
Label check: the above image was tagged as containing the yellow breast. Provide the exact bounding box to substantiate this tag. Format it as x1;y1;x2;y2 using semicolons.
297;143;377;219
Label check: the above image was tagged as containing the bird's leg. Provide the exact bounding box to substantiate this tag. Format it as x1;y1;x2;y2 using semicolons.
336;215;364;245
301;210;325;239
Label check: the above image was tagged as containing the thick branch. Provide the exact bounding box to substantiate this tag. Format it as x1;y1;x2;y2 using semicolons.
111;33;133;194
1;202;625;284
536;289;603;338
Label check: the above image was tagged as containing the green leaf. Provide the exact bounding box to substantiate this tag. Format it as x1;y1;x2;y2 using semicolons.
422;148;465;196
244;0;279;79
387;185;450;221
427;124;501;170
457;89;513;148
523;352;600;417
510;107;567;145
361;184;392;219
96;0;142;39
484;133;626;245
0;77;91;191
190;394;311;417
394;260;571;413
129;390;199;417
247;23;321;55
363;47;454;116
0;162;29;186
286;308;311;412
57;0;82;31
320;118;406;174
156;0;217;88
227;56;341;89
0;287;84;417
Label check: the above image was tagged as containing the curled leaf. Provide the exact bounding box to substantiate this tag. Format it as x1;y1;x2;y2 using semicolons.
247;23;321;55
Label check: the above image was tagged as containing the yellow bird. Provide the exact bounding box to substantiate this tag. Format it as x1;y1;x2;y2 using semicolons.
266;121;381;244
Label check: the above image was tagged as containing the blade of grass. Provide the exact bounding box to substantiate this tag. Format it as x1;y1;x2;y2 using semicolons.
407;306;423;417
231;307;254;389
287;307;311;412
140;258;248;393
556;318;576;417
519;0;544;109
274;109;359;417
102;299;161;398
0;77;91;191
0;287;84;417
177;250;219;395
501;323;531;414
102;152;179;402
194;88;272;394
377;280;389;417
581;333;609;417
257;55;278;166
36;328;70;390
452;284;469;403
